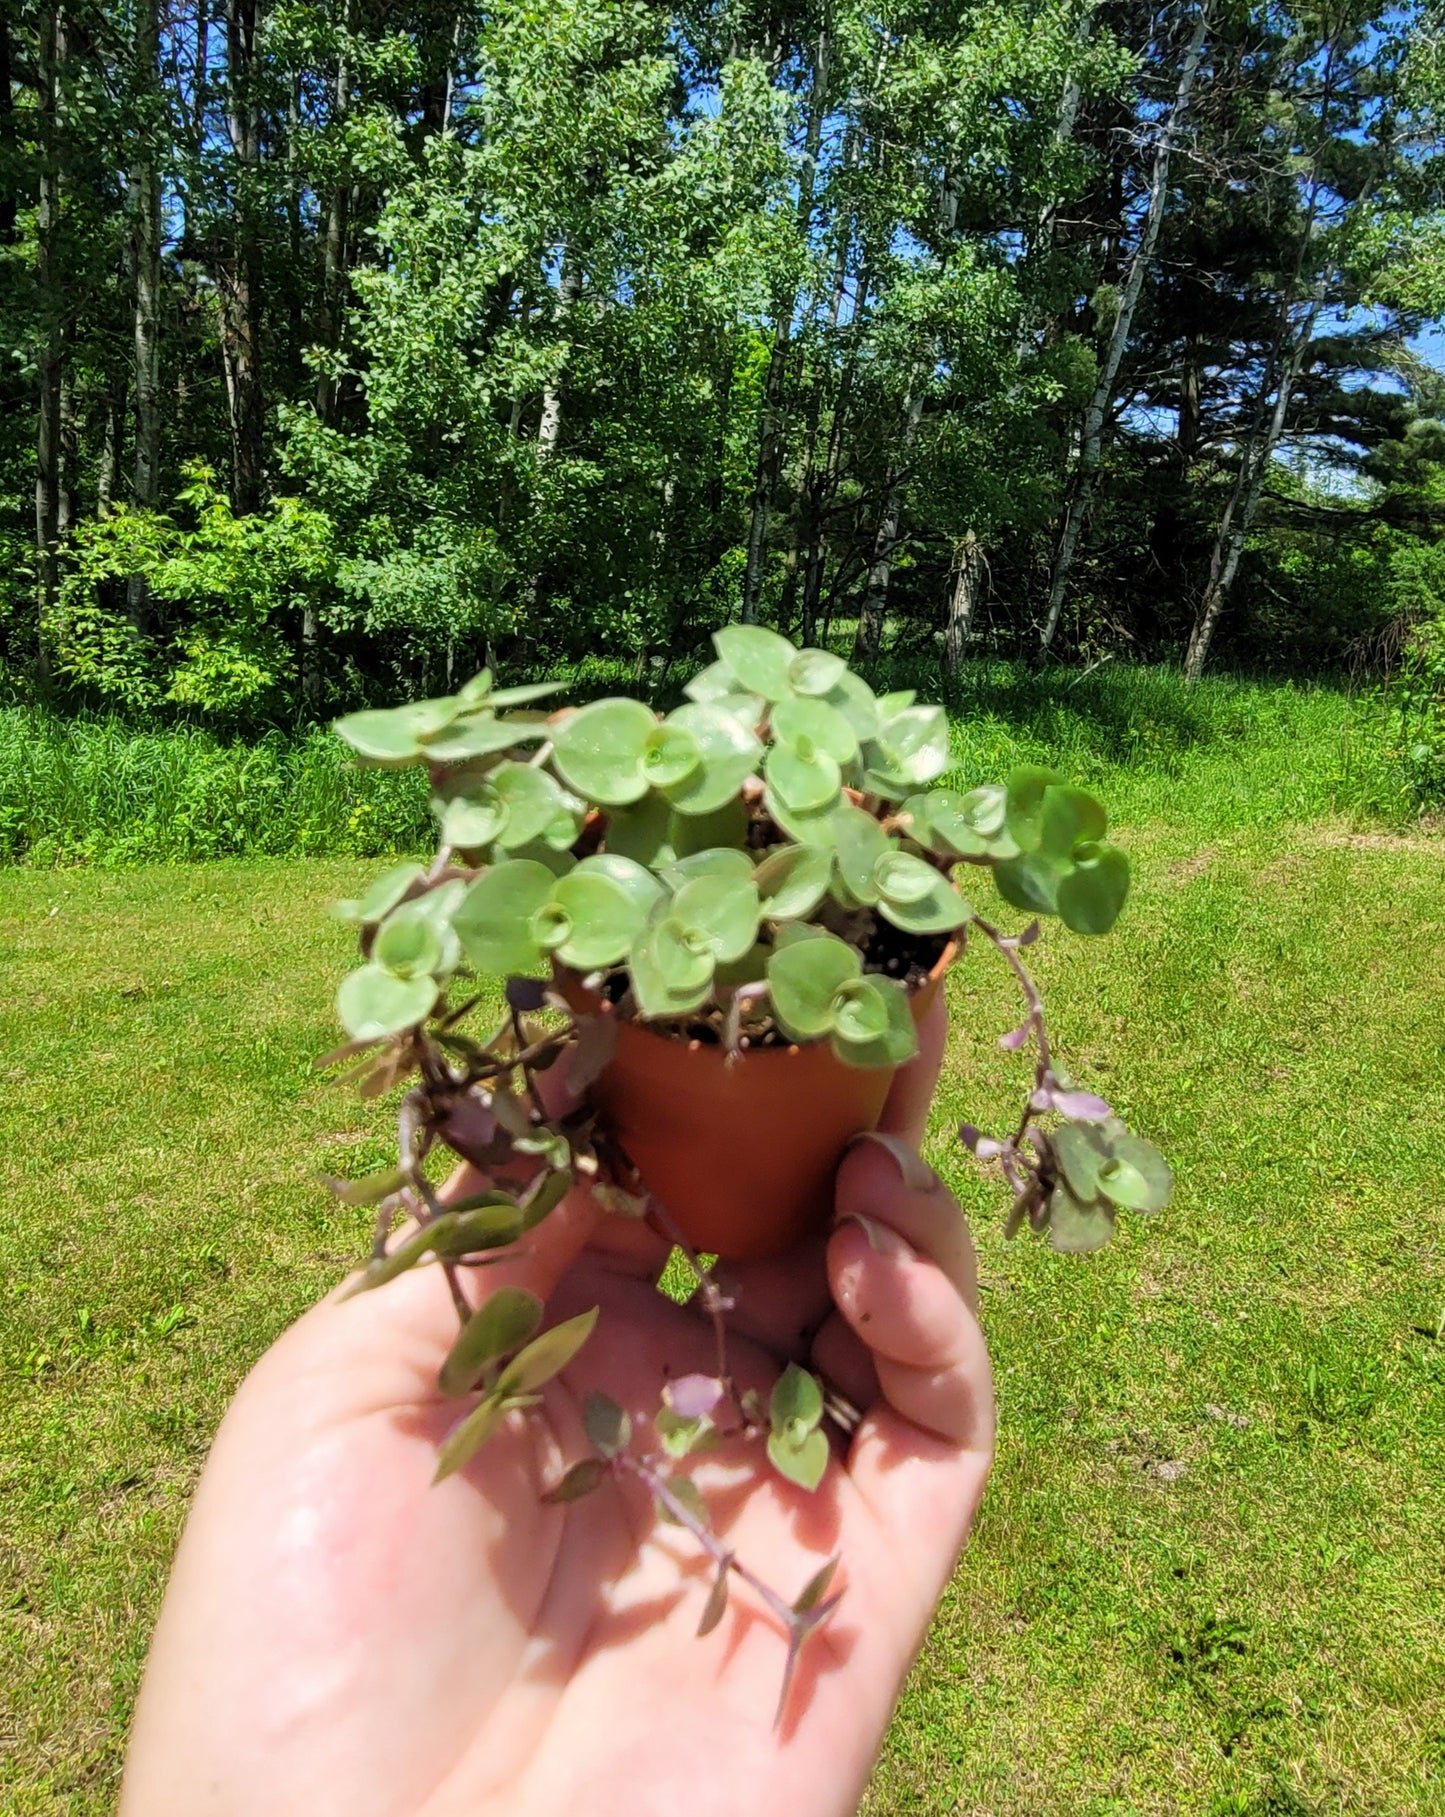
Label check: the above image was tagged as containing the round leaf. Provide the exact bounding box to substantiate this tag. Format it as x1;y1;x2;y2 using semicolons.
453;860;557;976
875;857;970;935
1039;785;1108;860
333;862;425;925
787;647;847;696
713;624;798;701
1047;1184;1116;1254
602;791;672;865
549;869;651;969
766;739;842;814
661;702;763;816
1052;1123;1107;1202
491;762;579;851
336;963;439;1041
770;695;859;765
1005;766;1066;851
767;932;860;1040
333;698;457;767
828;974;916;1068
551;698;657;805
671;873;762;964
573;852;665;916
422;713;543;764
662;846;755;887
373;901;445;979
754;844;833;921
438;787;507;850
832;802;891;902
629;917;716;1017
767;1426;829;1492
994;851;1064;918
865;704;950;790
642;722;703;791
1057;842;1130;935
1097;1133;1172;1212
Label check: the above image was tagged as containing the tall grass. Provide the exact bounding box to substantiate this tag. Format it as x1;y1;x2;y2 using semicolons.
0;663;1404;867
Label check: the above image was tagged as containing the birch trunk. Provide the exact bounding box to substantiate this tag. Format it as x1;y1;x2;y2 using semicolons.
944;532;986;672
128;0;162;628
851;376;925;663
1037;0;1211;661
34;5;64;673
740;24;831;624
223;0;265;511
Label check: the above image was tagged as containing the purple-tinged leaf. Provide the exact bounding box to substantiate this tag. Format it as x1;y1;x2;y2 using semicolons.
697;1565;730;1638
505;976;549;1012
542;1457;607;1503
775;1589;844;1727
1029;1087;1054;1113
1052;1090;1114;1121
566;1012;619;1094
998;1024;1031;1051
1018;919;1042;947
959;1123;983;1152
793;1556;840;1615
582;1391;631;1459
666;1373;726;1421
973;1136;1004;1160
432;1393;507;1482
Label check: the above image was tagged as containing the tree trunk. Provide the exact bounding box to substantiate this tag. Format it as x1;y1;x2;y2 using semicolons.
315;6;351;426
1183;300;1319;683
128;0;162;629
740;23;831;624
852;375;925;664
34;5;64;675
1037;0;1211;662
97;372;127;515
223;0;265;512
944;532;986;672
0;11;16;245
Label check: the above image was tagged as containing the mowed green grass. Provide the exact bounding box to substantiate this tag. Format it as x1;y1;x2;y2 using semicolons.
2;822;1443;1813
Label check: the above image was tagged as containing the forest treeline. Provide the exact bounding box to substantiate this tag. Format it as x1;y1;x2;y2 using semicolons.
2;0;1445;726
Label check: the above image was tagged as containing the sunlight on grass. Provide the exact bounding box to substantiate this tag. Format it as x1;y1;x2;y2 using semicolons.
1;820;1442;1811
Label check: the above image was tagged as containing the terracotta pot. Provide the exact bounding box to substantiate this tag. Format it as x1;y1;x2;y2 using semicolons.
583;943;954;1261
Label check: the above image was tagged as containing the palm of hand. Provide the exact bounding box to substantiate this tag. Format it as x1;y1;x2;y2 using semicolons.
122;1025;993;1817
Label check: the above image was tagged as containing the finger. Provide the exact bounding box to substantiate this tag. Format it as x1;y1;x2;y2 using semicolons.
878;993;946;1148
836;1133;977;1311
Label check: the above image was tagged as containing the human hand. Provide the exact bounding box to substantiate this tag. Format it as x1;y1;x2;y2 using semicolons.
121;1001;994;1817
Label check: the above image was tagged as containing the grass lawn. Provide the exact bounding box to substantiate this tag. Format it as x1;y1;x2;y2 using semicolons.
2;818;1443;1810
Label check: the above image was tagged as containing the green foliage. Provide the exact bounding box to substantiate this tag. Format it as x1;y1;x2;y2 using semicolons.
1387;537;1445;805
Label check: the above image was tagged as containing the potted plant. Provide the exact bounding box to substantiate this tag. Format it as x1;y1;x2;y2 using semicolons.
323;625;1170;1698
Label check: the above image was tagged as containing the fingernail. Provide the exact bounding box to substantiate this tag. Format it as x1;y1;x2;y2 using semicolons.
839;1213;912;1257
847;1130;941;1195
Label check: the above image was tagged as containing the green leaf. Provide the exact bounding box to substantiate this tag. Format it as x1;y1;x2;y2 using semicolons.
324;1166;408;1207
766;738;842;814
770;695;859;765
432;1200;526;1255
864;704;950;790
542;1457;608;1503
770;1362;824;1434
456;668;493;708
488;680;568;708
491;762;578;851
697;1566;730;1637
669;796;749;856
1039;785;1108;860
337;963;439;1041
1057;842;1130;935
343;1220;438;1297
641;722;703;791
754;844;833;921
333;862;424;924
496;1307;599;1396
874;855;970;935
662;846;755;887
793;1556;840;1614
994;852;1064;918
602;791;672;865
911;785;1017;859
670;873;761;964
438;1288;544;1397
422;713;543;764
1097;1133;1172;1212
572;852;665;916
767;1426;829;1492
373;902;445;979
768;932;860;1040
551;698;657;805
658;1475;710;1526
453;860;557;976
656;1407;721;1457
763;787;843;847
629;917;716;1017
713;624;798;701
1046;1185;1116;1254
832;802;891;901
876;689;916;718
549;869;651;969
822;669;881;741
333;698;456;767
829;975;917;1068
437;785;507;850
661;703;763;816
433;1393;508;1482
582;1391;631;1458
1052;1123;1106;1202
1004;767;1066;851
517;1167;573;1230
787;647;847;697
